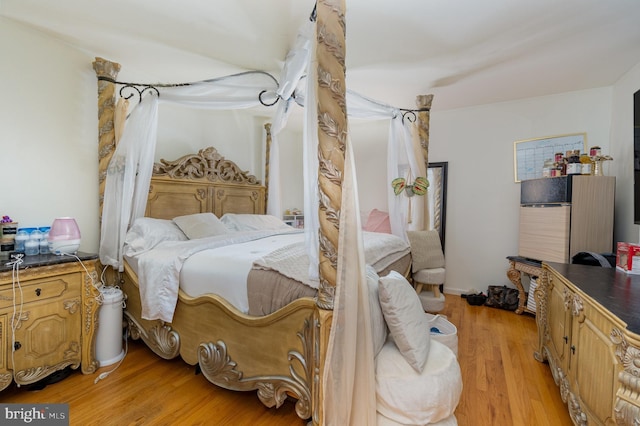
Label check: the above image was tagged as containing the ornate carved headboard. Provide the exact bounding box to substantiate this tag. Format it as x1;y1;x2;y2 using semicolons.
146;147;266;220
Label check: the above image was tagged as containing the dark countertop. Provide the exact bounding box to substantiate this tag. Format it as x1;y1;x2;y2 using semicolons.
0;252;98;273
545;261;640;335
507;255;543;269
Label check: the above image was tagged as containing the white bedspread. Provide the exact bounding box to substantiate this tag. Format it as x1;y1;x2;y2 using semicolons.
133;229;301;322
130;229;409;323
179;232;304;314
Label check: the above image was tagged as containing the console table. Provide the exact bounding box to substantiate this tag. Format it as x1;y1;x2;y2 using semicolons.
506;256;541;315
536;262;640;425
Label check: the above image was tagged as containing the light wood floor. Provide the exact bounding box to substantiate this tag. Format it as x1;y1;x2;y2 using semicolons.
0;295;572;425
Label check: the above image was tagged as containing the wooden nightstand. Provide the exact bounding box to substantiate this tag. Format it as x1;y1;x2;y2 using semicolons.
0;252;100;391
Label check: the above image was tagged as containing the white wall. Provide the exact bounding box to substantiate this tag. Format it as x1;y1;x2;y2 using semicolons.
610;62;640;245
0;17;99;252
153;106;266;182
431;88;616;294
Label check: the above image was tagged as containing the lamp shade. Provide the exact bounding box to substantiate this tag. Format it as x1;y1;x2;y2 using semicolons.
48;217;81;255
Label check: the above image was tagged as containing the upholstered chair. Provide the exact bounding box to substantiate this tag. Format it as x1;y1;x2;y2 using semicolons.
407;230;446;313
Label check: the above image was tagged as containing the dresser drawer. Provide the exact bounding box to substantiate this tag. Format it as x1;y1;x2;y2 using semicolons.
0;272;81;309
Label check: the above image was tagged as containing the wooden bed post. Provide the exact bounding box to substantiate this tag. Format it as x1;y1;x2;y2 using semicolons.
92;57;121;220
264;123;272;208
313;1;346;425
315;0;347;310
92;57;121;285
416;94;434;230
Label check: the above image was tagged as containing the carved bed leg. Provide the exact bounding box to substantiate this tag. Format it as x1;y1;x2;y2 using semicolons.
124;312;180;360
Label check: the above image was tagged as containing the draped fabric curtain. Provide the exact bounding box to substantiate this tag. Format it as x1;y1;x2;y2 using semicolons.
346;92;425;236
99;72;279;270
323;138;376;425
266;19;314;219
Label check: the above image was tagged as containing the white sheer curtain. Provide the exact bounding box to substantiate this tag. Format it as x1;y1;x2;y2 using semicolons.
100;95;158;270
294;86;424;280
266;19;314;219
347;92;425;238
99;72;279;270
323;138;376;425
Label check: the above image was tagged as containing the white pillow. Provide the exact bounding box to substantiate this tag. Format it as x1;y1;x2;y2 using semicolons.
124;217;188;256
378;271;430;373
172;213;229;239
220;213;291;232
366;265;388;357
376;338;462;425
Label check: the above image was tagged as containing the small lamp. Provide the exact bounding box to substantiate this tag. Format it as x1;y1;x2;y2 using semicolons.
48;217;81;255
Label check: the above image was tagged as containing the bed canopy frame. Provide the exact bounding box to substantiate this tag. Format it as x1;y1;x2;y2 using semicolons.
92;1;434;424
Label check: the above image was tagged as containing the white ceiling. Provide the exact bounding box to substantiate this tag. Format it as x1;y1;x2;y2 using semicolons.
2;0;640;110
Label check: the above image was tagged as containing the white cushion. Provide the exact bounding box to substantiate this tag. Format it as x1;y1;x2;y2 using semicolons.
173;213;229;239
413;267;445;285
378;271;430;373
377;413;458;426
376;338;462;425
220;213;291;232
419;290;446;313
366;265;388;356
123;217;188;256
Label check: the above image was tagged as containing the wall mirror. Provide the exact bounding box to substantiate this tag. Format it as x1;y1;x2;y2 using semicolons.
427;162;448;249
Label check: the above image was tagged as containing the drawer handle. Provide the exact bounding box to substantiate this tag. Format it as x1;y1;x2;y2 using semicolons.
35;288;41;297
14;342;21;351
563;336;568;344
571;345;576;355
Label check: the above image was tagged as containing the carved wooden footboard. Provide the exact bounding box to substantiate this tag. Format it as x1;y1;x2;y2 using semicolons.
121;262;327;421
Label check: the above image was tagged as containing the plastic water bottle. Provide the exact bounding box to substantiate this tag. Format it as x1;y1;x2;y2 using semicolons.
14;230;29;253
39;231;50;254
38;227;50;254
25;229;42;256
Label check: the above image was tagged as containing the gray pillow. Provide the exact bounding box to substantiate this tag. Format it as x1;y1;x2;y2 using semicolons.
173;213;229;239
407;230;445;273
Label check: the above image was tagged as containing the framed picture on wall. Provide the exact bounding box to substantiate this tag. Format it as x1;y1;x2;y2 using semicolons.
513;133;587;182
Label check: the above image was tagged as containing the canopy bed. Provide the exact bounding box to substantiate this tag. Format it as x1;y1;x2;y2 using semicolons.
92;2;459;425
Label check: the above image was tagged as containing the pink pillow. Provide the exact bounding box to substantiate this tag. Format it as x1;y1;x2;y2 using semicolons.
364;209;391;233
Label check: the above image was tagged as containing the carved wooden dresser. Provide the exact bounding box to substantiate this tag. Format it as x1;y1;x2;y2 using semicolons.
0;252;100;391
536;262;640;425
